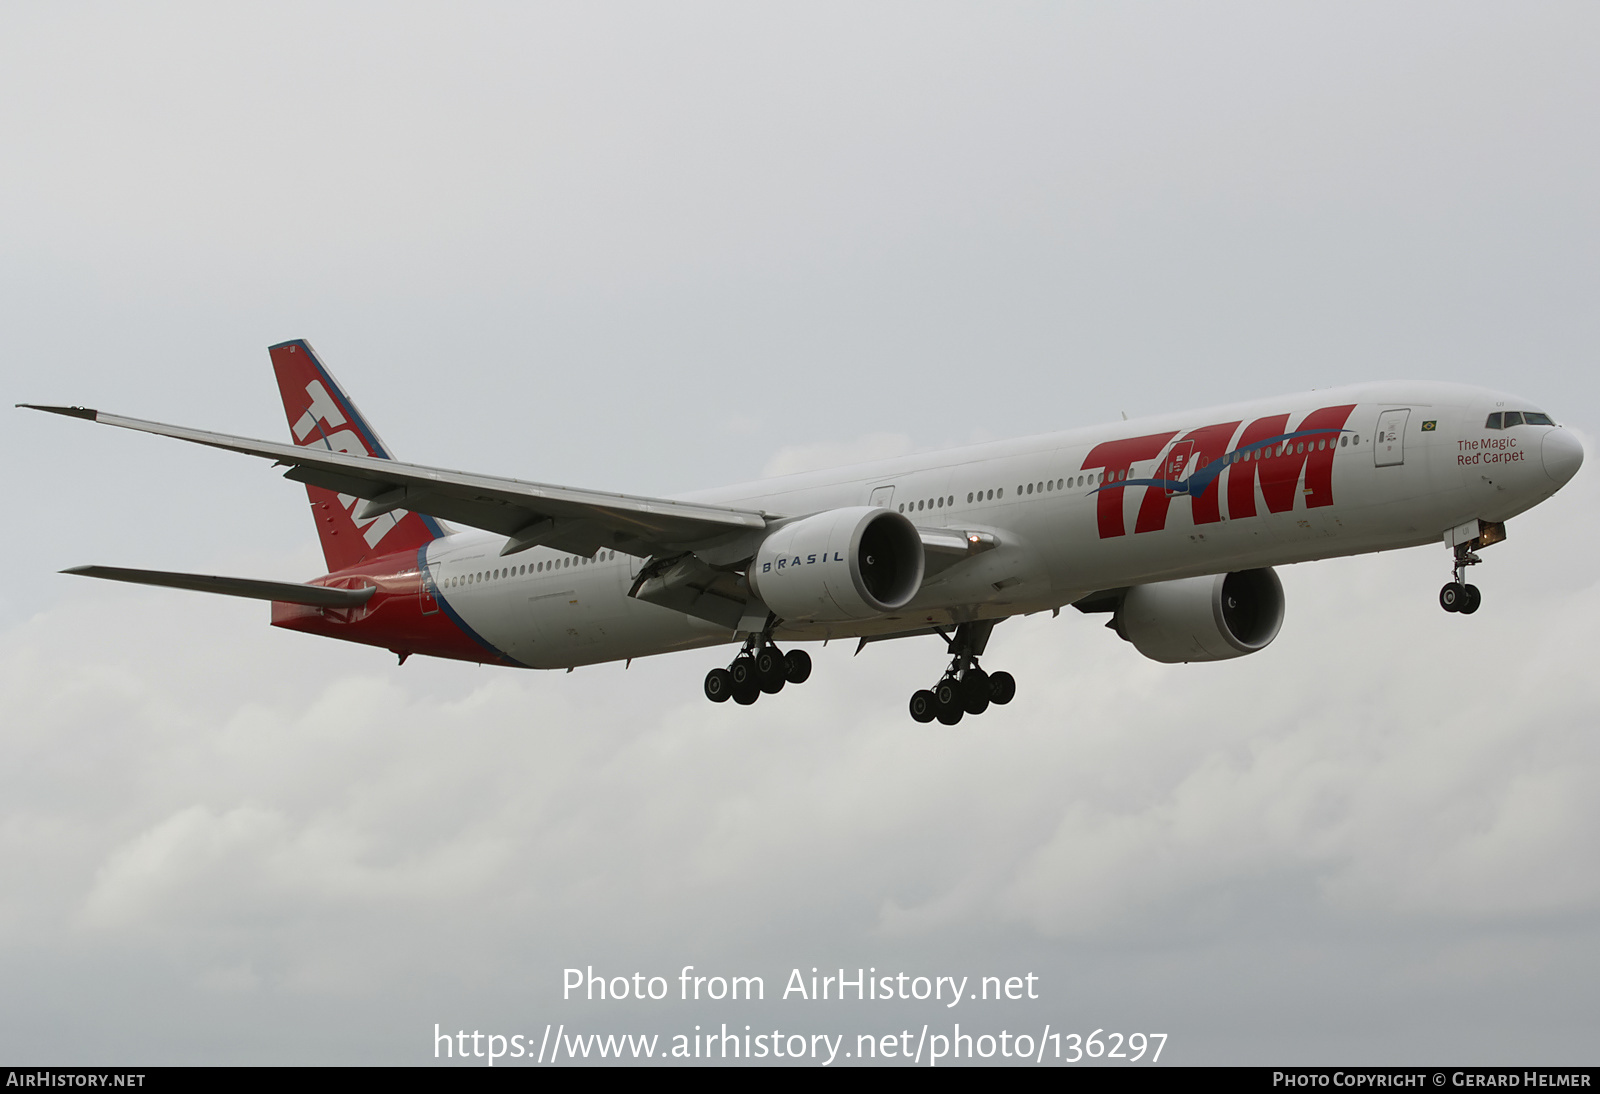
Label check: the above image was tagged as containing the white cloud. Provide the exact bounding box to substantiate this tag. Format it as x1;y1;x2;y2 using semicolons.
4;470;1596;1059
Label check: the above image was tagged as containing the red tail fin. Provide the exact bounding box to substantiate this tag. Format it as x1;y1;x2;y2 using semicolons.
268;339;442;572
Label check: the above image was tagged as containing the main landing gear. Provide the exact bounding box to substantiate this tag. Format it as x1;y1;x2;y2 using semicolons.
908;621;1014;725
704;625;813;706
1439;543;1483;615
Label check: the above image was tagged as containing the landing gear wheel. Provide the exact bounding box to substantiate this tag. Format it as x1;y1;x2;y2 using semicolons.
909;690;937;724
784;649;812;684
753;646;783;683
961;670;991;716
749;646;784;694
929;679;963;724
1461;584;1482;615
732;679;761;705
704;668;733;703
1439;582;1463;613
729;658;755;689
988;671;1016;706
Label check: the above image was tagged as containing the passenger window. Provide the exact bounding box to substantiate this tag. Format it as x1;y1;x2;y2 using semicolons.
1503;411;1524;427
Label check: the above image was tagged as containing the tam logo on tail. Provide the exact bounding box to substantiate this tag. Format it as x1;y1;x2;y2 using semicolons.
292;380;347;441
288;376;407;548
269;339;440;570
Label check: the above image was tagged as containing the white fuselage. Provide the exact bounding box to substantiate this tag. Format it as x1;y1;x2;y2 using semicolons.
421;381;1574;669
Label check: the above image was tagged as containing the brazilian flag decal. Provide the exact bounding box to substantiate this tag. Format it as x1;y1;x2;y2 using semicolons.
1421;420;1437;431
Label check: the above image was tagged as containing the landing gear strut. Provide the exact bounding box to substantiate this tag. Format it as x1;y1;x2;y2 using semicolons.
908;621;1014;725
704;615;812;705
1439;543;1483;615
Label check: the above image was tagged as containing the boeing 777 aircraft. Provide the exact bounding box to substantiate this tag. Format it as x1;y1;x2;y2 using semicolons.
22;340;1584;723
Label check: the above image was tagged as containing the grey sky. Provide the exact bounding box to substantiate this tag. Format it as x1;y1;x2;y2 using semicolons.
2;2;1597;1064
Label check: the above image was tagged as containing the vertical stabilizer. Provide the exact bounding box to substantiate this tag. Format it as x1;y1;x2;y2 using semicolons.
268;339;442;572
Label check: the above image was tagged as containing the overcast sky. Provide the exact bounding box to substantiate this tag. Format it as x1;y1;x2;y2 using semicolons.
2;2;1597;1065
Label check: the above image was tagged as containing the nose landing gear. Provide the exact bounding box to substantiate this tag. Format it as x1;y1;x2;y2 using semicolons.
908;621;1014;725
1440;543;1482;615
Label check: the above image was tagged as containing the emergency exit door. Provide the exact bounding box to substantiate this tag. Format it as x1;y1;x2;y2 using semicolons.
1374;409;1409;467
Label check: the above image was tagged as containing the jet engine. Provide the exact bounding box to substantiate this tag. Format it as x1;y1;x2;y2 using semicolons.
1113;568;1285;663
746;506;924;623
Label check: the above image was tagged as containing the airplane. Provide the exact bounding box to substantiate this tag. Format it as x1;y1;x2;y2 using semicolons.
20;339;1584;724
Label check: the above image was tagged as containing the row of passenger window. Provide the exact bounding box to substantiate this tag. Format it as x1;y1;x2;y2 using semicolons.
894;435;1360;514
443;550;620;589
1486;411;1554;429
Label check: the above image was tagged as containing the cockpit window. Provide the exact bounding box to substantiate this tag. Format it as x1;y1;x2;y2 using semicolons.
1486;410;1555;429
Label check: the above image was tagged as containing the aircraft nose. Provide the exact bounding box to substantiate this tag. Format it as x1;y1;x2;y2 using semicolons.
1542;428;1584;486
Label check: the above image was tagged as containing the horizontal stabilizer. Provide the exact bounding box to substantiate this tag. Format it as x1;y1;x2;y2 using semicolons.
62;565;375;607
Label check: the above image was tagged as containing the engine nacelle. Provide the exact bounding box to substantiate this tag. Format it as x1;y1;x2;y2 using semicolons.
747;507;924;623
1114;568;1285;663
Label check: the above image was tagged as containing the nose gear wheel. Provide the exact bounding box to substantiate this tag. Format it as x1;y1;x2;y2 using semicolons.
1440;543;1484;615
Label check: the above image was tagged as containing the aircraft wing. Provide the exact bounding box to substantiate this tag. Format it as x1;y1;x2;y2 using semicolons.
20;405;770;558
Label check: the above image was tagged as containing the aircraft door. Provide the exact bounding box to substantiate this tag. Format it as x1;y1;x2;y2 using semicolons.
870;484;895;507
1159;440;1196;495
1374;409;1409;467
419;560;440;615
